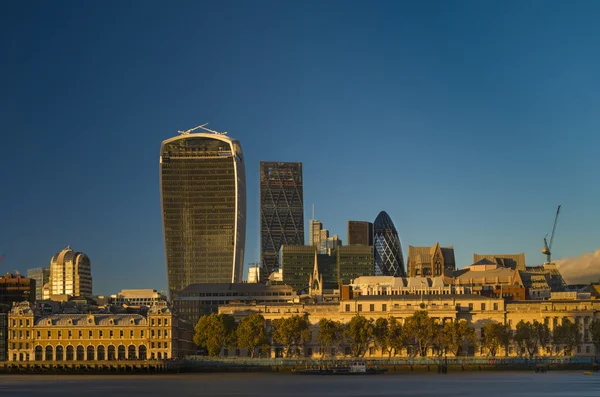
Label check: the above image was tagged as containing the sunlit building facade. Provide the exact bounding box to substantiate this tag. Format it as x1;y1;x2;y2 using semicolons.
373;211;406;277
42;247;92;299
160;131;246;298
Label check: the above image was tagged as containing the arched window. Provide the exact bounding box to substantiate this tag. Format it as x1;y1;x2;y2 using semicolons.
128;345;137;360
108;345;116;361
66;346;74;361
138;345;147;360
45;346;53;361
87;346;95;361
97;345;106;361
56;345;64;361
35;346;43;361
76;346;85;361
118;345;126;360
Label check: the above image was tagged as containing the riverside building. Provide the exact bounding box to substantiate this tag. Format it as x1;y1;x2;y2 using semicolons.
160;127;246;298
6;301;194;362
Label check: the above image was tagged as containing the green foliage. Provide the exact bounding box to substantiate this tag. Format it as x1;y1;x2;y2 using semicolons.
344;315;374;357
590;319;600;358
317;318;344;357
193;313;236;357
514;320;539;358
403;311;438;357
373;317;390;356
482;321;511;357
553;319;581;356
271;315;311;358
438;320;477;357
536;321;552;355
387;317;406;357
236;313;269;358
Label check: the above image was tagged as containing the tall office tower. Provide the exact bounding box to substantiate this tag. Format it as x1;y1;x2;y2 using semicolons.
309;219;323;248
321;234;342;254
347;221;373;246
337;245;374;285
260;162;304;277
160;128;246;298
43;246;92;298
373;211;406;277
26;267;50;301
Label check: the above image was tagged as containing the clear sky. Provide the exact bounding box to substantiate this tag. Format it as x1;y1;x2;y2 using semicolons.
1;1;599;295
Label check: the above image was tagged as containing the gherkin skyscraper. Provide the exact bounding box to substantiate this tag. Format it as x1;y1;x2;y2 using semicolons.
160;128;246;299
373;211;405;277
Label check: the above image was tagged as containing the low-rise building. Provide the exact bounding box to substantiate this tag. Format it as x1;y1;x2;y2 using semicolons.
407;243;456;277
6;301;194;362
452;260;526;301
0;273;35;307
219;293;600;358
110;289;167;307
172;283;297;325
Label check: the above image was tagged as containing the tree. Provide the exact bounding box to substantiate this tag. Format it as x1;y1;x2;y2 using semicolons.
236;313;269;358
373;318;390;357
439;320;477;357
387;317;406;357
194;313;236;357
482;321;511;357
590;319;600;359
403;311;438;357
536;321;552;357
271;315;311;358
317;318;344;358
514;320;535;357
553;319;581;356
344;315;374;357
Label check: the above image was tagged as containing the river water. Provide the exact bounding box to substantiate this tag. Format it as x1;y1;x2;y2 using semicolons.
0;372;598;397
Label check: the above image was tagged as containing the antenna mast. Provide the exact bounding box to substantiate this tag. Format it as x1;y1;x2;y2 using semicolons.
178;123;228;135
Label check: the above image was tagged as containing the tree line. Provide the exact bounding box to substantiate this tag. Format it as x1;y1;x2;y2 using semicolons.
193;311;600;358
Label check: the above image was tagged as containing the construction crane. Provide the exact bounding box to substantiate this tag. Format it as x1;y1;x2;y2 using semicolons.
542;205;561;263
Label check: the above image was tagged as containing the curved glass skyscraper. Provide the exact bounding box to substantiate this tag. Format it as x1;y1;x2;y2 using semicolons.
373;211;405;277
160;131;246;298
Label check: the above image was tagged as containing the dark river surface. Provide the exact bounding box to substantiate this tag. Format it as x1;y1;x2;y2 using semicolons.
0;372;599;397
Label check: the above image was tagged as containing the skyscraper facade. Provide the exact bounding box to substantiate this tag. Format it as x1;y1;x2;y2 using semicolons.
26;267;50;301
347;221;373;246
43;246;92;298
260;162;304;277
160;130;246;298
373;211;406;277
309;219;323;248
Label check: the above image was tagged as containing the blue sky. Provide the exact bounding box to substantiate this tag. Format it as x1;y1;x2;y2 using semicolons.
1;1;599;295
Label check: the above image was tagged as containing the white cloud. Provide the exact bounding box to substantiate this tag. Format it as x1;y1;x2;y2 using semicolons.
555;249;600;285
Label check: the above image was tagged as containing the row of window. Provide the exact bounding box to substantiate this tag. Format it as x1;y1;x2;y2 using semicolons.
11;329;170;339
345;302;502;312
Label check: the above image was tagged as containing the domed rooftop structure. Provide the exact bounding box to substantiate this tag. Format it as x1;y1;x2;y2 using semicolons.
373;211;406;277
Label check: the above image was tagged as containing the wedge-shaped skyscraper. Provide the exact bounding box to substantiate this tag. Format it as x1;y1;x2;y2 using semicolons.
373;211;406;277
160;129;246;298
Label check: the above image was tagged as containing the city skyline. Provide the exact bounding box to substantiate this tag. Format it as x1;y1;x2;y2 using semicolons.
1;2;600;294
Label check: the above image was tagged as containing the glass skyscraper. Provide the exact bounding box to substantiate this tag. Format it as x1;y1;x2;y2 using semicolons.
160;131;246;298
373;211;406;277
260;162;304;277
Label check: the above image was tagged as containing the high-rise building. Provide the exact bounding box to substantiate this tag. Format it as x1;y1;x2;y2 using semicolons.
373;211;406;277
309;219;323;248
26;267;50;301
347;221;373;246
321;234;342;254
260;162;304;277
42;246;92;299
337;245;374;285
407;243;455;277
160;129;246;298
